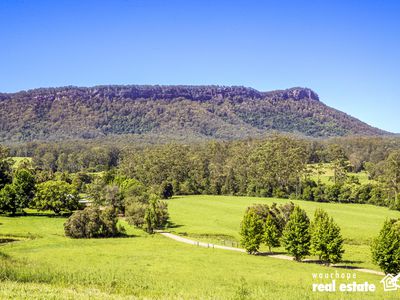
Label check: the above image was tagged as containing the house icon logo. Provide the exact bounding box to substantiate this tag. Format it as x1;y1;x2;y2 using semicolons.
380;274;400;292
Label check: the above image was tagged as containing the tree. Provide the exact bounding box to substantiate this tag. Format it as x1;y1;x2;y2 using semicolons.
381;150;400;209
160;182;174;199
13;168;36;208
0;146;12;190
328;145;351;185
87;177;106;205
0;184;18;215
34;180;80;214
240;208;264;254
282;206;311;261
371;219;400;274
310;209;344;265
248;136;307;196
143;196;169;233
104;185;124;213
264;215;280;253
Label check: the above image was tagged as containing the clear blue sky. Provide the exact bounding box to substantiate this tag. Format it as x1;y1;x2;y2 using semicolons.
1;0;399;132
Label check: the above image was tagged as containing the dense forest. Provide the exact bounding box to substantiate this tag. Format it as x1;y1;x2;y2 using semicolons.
0;85;389;142
4;135;400;213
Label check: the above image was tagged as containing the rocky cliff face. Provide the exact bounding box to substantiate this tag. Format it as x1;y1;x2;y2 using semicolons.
0;85;389;142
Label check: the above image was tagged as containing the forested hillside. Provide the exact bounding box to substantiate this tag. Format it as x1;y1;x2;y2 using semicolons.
0;85;389;142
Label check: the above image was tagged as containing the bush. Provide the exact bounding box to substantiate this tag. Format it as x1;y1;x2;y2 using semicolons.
64;206;120;238
371;218;400;274
125;201;147;227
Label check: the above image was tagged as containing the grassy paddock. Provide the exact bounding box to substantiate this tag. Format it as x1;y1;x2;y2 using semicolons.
167;195;400;270
0;195;398;299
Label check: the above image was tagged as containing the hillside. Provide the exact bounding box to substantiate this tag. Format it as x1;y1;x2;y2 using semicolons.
0;85;389;142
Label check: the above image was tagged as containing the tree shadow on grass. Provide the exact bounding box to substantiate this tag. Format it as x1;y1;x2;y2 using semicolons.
24;211;72;218
0;238;18;244
256;251;288;256
0;251;10;259
166;221;183;229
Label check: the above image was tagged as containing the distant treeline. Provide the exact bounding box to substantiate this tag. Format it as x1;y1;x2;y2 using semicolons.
7;135;400;210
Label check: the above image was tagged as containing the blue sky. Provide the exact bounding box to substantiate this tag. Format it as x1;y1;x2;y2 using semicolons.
1;0;399;132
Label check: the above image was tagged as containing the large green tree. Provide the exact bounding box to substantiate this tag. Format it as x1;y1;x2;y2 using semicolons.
0;184;18;215
282;206;311;261
264;215;280;253
13;168;36;208
34;180;80;214
240;208;264;254
142;196;169;234
0;146;12;190
371;218;400;274
310;209;344;265
248;135;308;197
382;150;400;209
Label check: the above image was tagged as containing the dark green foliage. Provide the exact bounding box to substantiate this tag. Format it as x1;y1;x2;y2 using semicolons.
161;182;174;199
371;219;400;274
282;206;311;261
240;208;264;254
64;206;120;238
34;180;80;214
310;209;344;265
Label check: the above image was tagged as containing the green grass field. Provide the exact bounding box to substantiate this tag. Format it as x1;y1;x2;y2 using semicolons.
1;195;399;299
308;163;372;185
168;195;400;270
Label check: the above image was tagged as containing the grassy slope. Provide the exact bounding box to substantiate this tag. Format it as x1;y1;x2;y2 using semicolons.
167;195;400;270
0;196;398;299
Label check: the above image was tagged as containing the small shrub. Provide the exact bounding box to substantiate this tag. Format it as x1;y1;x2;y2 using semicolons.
64;206;120;238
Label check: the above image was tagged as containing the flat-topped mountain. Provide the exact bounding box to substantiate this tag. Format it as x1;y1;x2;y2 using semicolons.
0;85;389;142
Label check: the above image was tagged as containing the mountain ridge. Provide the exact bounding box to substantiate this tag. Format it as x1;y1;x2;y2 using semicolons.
0;85;390;142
